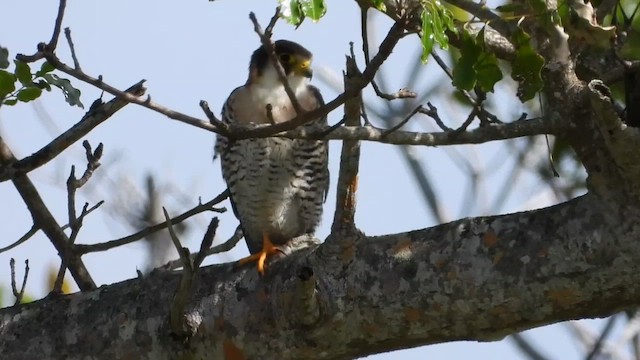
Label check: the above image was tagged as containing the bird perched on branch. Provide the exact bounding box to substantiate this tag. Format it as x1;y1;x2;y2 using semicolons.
215;40;329;275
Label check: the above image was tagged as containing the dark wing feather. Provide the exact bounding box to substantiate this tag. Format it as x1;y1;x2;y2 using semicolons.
306;84;330;202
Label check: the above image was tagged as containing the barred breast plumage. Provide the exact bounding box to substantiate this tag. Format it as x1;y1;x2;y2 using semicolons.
214;40;329;267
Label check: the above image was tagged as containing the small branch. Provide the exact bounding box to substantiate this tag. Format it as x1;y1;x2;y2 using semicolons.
420;102;452;131
199;100;227;131
381;105;424;136
331;51;362;234
64;27;81;70
165;209;219;338
158;226;243;271
0;136;95;291
0;81;145;183
0;226;39;254
15;0;67;62
164;208;192;273
264;6;281;37
10;258;30;306
53;141;103;294
278;115;556;146
456;108;479;132
76;190;229;254
249;9;304;115
361;6;416;101
193;218;218;269
39;51;223;135
60;200;104;231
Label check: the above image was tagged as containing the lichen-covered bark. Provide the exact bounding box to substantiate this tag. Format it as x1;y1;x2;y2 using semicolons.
2;193;640;359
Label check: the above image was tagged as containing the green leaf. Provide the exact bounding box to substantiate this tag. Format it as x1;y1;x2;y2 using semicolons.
0;46;9;69
300;0;326;22
420;2;457;61
36;61;55;77
14;60;33;86
42;73;84;108
280;0;304;25
452;28;503;93
474;52;503;92
16;87;42;102
0;70;16;97
452;31;480;90
3;98;18;105
370;0;386;11
35;79;52;91
474;27;503;92
511;29;544;101
420;9;435;62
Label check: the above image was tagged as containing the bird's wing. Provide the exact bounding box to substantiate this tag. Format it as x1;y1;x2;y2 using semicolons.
215;86;244;224
306;84;330;202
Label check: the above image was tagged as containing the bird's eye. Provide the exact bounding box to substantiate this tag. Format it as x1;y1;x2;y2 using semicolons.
279;54;291;63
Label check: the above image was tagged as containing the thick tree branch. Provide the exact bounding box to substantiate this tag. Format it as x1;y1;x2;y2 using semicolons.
3;194;640;358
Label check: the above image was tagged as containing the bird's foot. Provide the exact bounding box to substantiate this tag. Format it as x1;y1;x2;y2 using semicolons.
237;233;283;276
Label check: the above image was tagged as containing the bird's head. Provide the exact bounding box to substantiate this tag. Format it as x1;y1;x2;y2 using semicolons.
249;40;314;87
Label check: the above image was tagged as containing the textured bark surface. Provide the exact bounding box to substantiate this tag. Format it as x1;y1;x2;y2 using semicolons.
2;193;640;359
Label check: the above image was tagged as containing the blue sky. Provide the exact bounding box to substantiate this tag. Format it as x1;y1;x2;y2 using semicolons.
0;0;602;358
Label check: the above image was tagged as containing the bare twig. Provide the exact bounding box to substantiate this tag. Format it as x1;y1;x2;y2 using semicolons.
455;108;479;132
53;141;103;293
199;100;226;130
0;226;39;254
10;258;30;306
249;9;304;115
381;105;424;136
16;0;67;62
60;200;104;231
0;136;95;291
64;27;81;70
361;6;416;101
159;226;243;271
419;102;452;131
164;208;191;272
0;81;145;182
193;218;218;269
39;51;224;135
264;6;281;38
165;208;219;338
76;190;229;254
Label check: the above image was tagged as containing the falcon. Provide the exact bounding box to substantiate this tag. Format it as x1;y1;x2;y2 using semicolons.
215;40;329;275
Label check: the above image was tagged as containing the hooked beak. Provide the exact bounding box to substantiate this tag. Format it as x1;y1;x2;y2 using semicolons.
295;59;313;79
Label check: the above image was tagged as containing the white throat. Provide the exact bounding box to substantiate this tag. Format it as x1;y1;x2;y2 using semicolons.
251;64;309;108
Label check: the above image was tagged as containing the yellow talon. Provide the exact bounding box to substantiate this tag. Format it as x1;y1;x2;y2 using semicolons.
237;232;281;276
